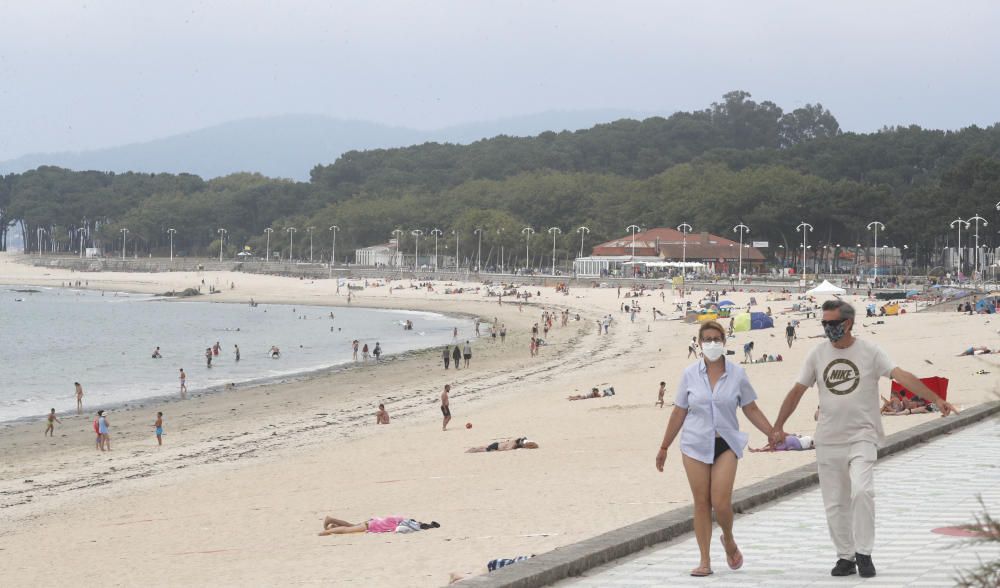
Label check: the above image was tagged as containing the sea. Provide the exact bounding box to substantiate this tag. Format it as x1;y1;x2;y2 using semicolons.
0;286;471;423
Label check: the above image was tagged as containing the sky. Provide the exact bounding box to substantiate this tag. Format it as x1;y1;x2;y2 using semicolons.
1;0;998;160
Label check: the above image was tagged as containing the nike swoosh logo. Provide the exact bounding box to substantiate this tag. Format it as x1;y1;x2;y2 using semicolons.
828;376;858;387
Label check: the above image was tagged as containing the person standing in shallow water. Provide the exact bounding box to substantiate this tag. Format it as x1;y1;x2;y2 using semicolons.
656;320;776;577
179;369;187;398
75;382;84;414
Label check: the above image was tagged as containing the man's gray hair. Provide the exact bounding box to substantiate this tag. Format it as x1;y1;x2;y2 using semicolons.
821;299;855;321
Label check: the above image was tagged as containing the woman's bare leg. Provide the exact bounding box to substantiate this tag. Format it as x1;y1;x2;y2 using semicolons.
318;523;367;535
710;451;740;561
682;454;713;570
323;516;356;529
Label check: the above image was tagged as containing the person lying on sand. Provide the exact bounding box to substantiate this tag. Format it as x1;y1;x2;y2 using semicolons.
567;386;615;400
749;434;814;452
319;515;439;535
957;346;992;356
880;392;934;415
466;437;539;453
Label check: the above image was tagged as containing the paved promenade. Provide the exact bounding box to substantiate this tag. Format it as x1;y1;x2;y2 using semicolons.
562;418;1000;587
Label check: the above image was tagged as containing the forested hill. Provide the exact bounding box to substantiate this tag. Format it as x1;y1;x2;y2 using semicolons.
2;91;999;271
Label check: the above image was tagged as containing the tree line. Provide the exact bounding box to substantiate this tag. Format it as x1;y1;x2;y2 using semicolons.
2;91;999;272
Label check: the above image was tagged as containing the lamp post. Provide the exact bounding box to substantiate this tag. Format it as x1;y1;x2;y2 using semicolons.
497;228;505;273
328;225;339;267
430;228;443;272
286;227;297;261
264;228;273;261
677;223;692;294
121;228;128;261
307;226;315;262
548;227;561;275
796;222;813;291
968;214;988;283
950;218;969;276
522;227;535;273
474;228;483;272
411;229;423;270
733;223;750;281
576;226;590;258
626;224;640;258
390;229;403;268
217;228;227;262
866;221;885;286
452;229;461;271
166;228;176;261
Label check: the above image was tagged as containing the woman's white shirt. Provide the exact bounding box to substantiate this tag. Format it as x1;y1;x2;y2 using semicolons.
674;358;758;464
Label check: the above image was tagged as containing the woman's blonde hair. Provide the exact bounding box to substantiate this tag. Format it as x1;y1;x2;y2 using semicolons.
698;320;726;343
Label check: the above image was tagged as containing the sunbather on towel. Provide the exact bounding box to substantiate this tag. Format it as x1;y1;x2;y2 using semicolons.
466;437;539;453
319;515;439;535
567;386;615;400
957;346;992;356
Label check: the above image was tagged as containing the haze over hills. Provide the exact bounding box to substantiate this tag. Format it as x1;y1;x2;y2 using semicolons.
0;110;645;181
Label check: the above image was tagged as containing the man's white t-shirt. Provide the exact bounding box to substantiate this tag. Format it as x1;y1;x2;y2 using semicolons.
796;337;895;447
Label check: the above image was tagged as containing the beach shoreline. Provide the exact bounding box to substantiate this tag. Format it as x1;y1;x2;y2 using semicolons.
1;252;997;586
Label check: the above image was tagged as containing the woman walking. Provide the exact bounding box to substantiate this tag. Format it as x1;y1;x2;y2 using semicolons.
655;321;775;577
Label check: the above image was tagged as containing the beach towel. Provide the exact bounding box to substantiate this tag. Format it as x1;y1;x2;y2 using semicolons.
487;555;533;572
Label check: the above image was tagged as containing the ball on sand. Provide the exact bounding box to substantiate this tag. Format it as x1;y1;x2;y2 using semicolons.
465;422;472;429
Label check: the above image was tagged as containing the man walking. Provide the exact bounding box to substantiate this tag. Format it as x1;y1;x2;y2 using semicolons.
771;300;957;578
440;384;452;431
785;321;796;348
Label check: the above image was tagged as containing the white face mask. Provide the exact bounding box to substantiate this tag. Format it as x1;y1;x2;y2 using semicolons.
701;341;725;362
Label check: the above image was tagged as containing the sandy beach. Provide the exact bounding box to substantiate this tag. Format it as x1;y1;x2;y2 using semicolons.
1;253;997;586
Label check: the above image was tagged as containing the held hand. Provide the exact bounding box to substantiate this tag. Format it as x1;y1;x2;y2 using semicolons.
769;427;787;447
936;401;959;417
655;448;668;472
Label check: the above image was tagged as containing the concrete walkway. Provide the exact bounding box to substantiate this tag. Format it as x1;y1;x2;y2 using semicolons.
561;418;1000;587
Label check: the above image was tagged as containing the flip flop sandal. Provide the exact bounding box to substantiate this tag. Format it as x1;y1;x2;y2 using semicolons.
690;566;714;577
721;536;744;570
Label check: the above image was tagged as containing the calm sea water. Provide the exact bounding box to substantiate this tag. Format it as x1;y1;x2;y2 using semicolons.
0;286;470;422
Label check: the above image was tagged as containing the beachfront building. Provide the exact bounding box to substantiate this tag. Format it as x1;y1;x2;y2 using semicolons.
573;228;765;277
354;243;403;267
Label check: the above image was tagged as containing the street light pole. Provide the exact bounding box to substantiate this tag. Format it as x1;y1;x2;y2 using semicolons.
411;229;423;270
217;228;227;262
866;221;885;286
733;223;750;281
968;214;988;283
77;227;87;258
121;228;128;261
577;226;590;258
496;228;505;273
474;228;483;272
626;224;640;258
430;228;443;272
391;229;404;267
548;227;561;275
677;223;692;294
167;228;176;261
264;228;273;261
796;222;813;291
522;227;535;272
307;226;315;262
452;229;460;271
328;225;339;267
950;218;969;277
286;227;297;261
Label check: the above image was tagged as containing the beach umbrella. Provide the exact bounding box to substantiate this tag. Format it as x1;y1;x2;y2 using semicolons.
718;300;735;306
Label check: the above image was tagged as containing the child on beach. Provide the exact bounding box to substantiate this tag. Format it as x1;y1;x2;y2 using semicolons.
656;381;666;408
154;412;163;446
45;408;61;436
376;404;390;424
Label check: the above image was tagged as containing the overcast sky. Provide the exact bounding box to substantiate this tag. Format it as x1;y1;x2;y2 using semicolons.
1;0;998;159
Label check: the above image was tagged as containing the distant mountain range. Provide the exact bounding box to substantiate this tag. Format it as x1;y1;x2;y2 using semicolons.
0;110;647;181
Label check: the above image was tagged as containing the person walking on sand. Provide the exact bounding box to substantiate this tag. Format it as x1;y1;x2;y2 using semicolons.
770;300;958;579
45;408;61;436
75;382;84;414
655;321;776;577
153;412;164;446
440;384;452;431
463;340;472;368
98;410;111;451
656;381;666;408
179;369;187;398
234;344;241;362
442;346;451;370
785;322;796;348
352;339;359;361
500;324;506;344
452;345;461;370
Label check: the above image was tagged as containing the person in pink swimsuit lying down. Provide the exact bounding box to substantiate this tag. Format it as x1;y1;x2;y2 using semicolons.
318;515;439;535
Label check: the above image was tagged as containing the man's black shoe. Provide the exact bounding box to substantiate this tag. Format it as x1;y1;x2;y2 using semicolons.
856;553;876;578
831;558;857;576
